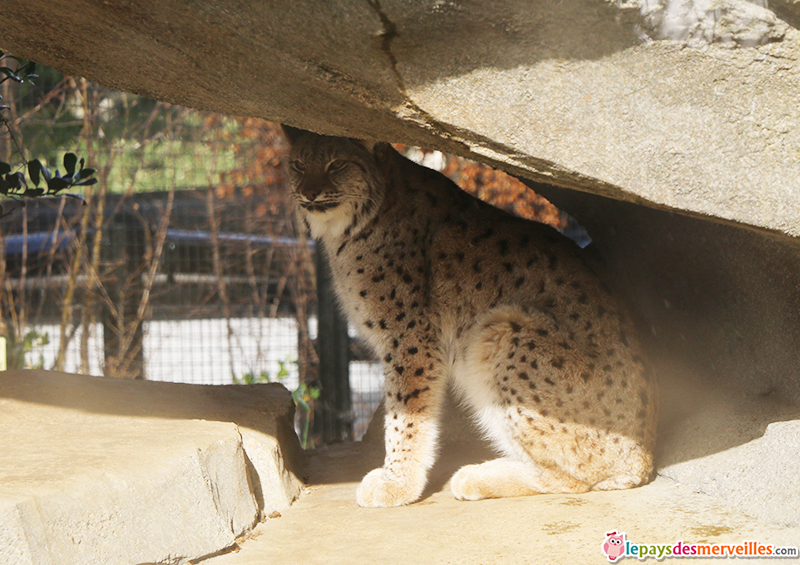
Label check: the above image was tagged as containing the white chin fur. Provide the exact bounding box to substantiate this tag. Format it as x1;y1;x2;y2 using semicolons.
305;202;355;241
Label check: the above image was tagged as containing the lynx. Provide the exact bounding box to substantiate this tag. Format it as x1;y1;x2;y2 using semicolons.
283;126;656;508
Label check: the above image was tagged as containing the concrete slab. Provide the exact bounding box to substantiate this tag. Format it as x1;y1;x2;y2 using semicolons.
0;370;304;565
201;383;800;565
659;392;800;528
199;443;800;565
4;369;798;565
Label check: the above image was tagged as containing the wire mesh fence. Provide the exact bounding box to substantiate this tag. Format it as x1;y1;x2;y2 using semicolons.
0;188;384;443
1;63;582;447
1;71;386;442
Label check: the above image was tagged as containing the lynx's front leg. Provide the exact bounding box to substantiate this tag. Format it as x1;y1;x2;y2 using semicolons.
356;343;447;507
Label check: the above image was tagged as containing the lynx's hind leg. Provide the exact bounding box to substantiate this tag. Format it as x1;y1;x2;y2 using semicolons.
451;458;589;501
451;305;653;500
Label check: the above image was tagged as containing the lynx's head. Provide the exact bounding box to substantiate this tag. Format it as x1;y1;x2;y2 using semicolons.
283;126;388;241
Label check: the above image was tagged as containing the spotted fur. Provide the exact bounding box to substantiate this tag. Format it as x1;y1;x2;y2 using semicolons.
284;127;657;507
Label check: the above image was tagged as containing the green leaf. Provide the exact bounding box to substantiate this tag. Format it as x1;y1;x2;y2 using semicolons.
46;177;71;193
20;61;35;78
78;167;97;179
291;386;303;402
64;153;77;176
76;178;98;187
0;67;22;82
28;160;41;187
0;162;10;176
7;172;24;191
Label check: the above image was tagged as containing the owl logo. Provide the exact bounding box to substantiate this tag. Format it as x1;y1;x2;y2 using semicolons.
602;531;626;562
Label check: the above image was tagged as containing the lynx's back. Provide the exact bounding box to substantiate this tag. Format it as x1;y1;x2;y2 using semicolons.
284;127;656;507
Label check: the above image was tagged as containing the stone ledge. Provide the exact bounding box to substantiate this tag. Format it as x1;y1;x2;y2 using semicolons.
658;388;800;528
201;424;800;565
0;370;304;565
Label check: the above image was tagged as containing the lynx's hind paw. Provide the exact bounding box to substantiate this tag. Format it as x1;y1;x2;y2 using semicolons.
450;459;590;501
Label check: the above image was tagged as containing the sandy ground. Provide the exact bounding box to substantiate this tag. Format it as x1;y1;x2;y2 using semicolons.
200;439;800;565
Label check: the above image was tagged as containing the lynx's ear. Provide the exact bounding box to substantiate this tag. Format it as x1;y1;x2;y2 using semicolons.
371;141;392;165
349;138;377;152
281;124;307;145
349;139;388;163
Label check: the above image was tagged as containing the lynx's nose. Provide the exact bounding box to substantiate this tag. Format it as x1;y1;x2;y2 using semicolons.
301;186;320;201
299;173;325;201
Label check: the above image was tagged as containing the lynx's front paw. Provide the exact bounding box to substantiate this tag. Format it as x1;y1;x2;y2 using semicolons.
356;468;424;507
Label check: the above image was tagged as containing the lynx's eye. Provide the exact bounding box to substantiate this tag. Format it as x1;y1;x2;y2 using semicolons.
327;160;348;173
289;159;306;173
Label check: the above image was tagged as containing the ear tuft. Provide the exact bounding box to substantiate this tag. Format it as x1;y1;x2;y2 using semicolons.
350;138;376;152
373;141;392;163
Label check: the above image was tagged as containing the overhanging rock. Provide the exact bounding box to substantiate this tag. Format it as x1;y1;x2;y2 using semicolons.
1;0;798;237
0;370;304;565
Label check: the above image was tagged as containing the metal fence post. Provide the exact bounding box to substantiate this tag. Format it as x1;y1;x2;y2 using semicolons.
314;243;353;443
101;213;146;379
